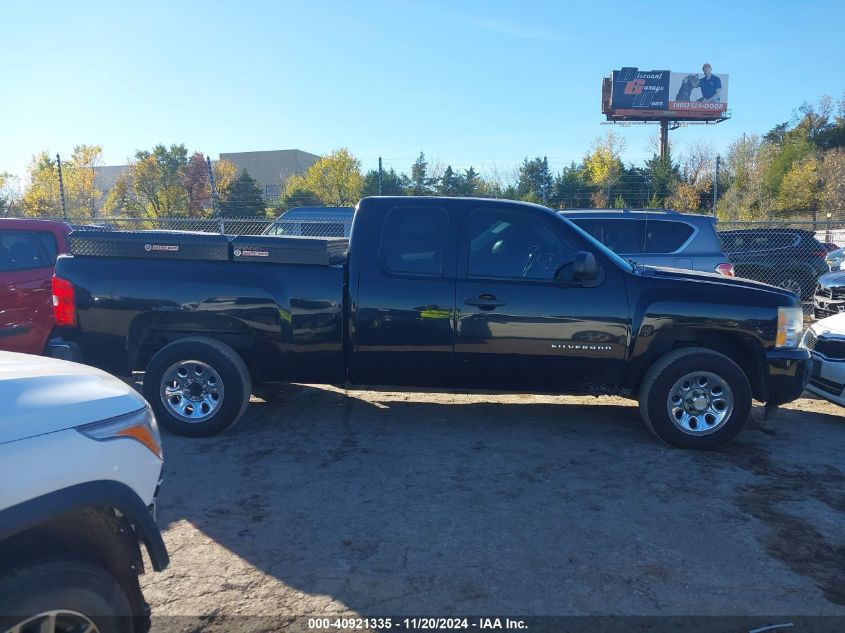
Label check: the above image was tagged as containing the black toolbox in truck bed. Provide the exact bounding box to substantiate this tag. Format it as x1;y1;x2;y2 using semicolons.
230;236;348;265
69;230;231;261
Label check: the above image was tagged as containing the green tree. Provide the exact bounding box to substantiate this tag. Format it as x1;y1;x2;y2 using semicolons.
645;152;680;207
517;156;553;203
361;167;408;196
277;187;323;211
550;162;590;209
457;167;482;196
284;148;363;206
409;151;433;195
438;165;461;195
220;170;266;216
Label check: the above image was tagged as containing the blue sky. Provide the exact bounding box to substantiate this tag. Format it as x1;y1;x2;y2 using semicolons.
1;0;843;185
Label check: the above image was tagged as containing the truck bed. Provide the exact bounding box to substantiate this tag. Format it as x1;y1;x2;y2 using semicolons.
56;231;348;383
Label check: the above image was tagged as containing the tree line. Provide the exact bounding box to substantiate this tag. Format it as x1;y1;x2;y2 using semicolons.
3;93;843;221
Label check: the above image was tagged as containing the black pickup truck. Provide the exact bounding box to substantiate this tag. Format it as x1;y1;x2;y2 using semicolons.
52;197;810;449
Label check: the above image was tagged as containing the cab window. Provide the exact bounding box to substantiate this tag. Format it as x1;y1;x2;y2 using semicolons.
468;208;576;280
381;206;448;275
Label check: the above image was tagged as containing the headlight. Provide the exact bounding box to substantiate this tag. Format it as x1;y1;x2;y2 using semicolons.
77;405;163;459
776;306;804;348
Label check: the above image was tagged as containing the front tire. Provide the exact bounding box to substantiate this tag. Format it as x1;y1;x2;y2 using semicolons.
0;559;137;633
144;337;251;437
638;347;752;449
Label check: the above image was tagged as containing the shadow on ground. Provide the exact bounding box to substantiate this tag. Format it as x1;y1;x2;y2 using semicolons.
147;385;845;622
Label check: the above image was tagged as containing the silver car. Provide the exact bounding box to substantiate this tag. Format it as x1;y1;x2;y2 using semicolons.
562;209;734;276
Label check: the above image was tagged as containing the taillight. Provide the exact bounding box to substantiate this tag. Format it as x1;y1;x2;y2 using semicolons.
811;250;828;258
52;275;76;327
715;263;735;277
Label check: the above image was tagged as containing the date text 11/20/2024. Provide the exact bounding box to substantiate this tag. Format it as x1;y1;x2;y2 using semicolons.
307;618;528;630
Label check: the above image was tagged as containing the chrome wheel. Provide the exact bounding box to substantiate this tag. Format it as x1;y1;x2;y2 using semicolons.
160;360;224;423
5;610;99;633
666;371;733;436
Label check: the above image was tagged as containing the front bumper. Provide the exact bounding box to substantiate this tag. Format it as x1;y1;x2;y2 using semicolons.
764;348;811;407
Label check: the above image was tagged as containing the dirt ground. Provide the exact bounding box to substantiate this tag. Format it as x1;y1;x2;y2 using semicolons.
140;386;845;631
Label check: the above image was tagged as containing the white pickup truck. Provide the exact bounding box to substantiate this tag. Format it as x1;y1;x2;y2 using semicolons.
0;352;168;633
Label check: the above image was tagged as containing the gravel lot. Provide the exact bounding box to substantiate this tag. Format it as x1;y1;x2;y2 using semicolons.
141;385;845;631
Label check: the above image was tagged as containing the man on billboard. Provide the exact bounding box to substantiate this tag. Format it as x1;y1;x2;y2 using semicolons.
697;63;722;102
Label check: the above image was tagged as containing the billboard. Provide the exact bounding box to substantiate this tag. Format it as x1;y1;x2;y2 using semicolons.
604;66;729;121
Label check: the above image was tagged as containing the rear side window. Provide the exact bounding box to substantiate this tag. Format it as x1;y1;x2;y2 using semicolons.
35;231;59;264
570;219;645;254
0;231;46;272
382;206;448;275
643;220;694;253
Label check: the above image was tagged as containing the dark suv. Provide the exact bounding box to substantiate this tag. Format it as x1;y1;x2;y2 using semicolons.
718;229;829;299
562;209;734;276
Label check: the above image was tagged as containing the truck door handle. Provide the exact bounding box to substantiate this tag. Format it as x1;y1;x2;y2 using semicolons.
465;294;506;309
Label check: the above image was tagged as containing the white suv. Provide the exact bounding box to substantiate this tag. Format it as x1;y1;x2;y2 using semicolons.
0;352;167;633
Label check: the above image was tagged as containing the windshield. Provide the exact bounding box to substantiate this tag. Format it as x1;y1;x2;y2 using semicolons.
554;212;635;273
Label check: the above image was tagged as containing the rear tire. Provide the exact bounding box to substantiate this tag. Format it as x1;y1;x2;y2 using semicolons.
144;337;251;437
0;559;137;633
638;347;752;449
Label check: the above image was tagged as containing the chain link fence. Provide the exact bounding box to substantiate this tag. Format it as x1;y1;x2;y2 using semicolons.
15;212;845;307
714;220;843;302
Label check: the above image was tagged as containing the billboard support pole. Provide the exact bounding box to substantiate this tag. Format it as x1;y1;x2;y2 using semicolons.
712;155;720;215
659;120;669;161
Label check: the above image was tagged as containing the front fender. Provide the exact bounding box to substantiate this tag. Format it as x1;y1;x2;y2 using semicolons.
0;480;168;571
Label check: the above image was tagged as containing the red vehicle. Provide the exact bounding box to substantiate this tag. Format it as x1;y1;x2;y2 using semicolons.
0;218;73;356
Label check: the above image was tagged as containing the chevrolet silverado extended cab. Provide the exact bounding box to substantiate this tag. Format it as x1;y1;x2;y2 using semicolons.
52;197;810;449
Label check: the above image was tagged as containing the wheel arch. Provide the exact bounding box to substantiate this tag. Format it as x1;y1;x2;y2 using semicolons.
630;329;766;401
0;481;168;574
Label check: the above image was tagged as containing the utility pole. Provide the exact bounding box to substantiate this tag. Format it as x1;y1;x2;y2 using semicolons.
378;157;383;195
712;155;720;215
56;154;68;219
659;120;669;161
91;162;96;219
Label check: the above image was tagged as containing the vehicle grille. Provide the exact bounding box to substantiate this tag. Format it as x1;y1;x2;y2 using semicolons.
802;329;818;351
813;337;845;360
816;285;845;300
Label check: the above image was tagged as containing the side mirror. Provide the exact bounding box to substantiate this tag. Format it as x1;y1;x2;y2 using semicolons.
573;251;599;281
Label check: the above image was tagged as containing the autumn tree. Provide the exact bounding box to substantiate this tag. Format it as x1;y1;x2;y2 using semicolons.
284;148;363;206
182;153;238;216
129;144;189;217
0;172;20;216
21;152;62;217
584;131;626;207
820;148;845;215
777;156;821;219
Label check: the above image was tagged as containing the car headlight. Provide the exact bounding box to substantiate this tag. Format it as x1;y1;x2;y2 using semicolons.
776;306;804;348
77;405;163;459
